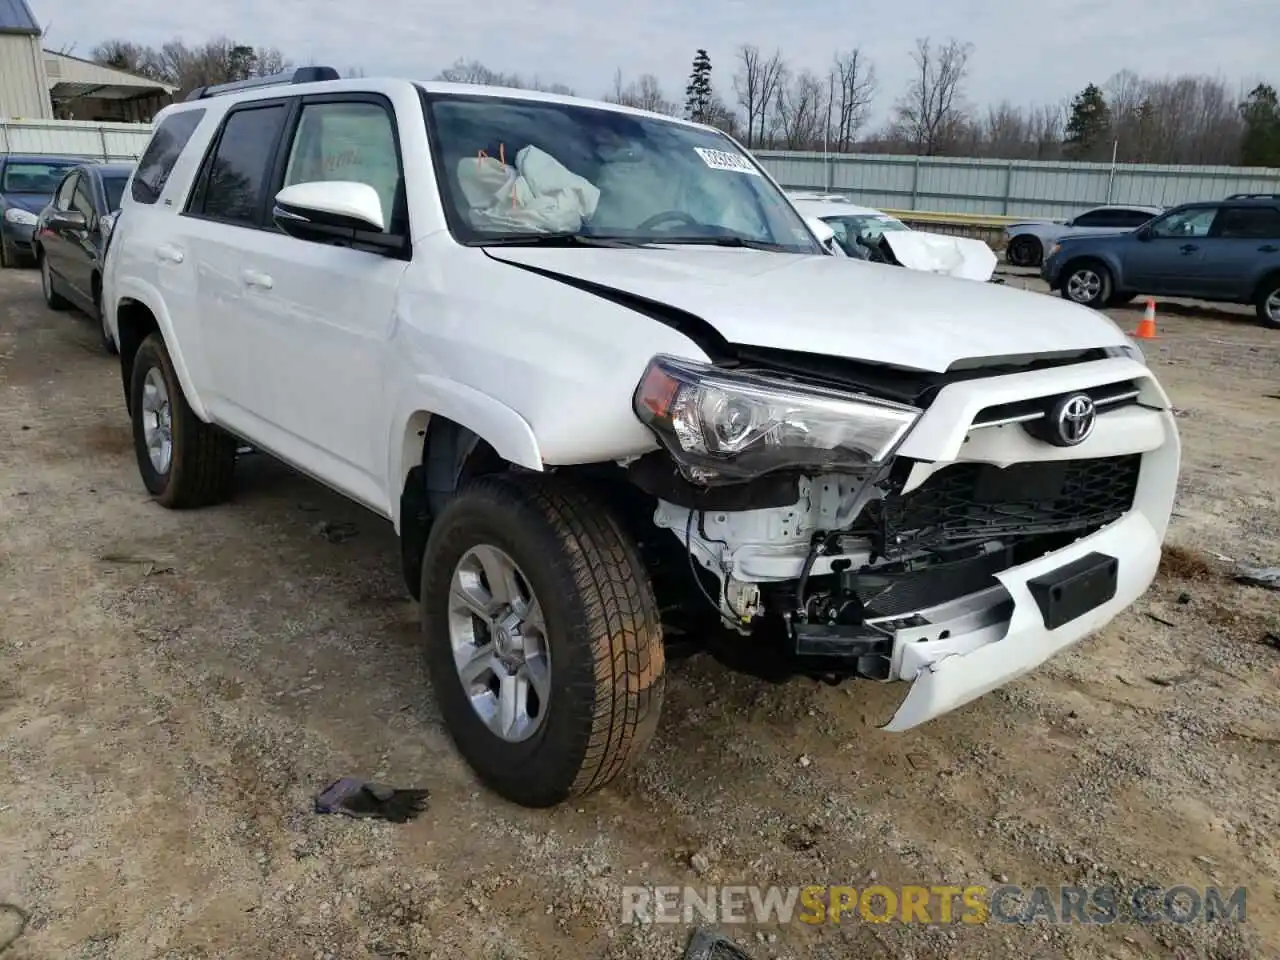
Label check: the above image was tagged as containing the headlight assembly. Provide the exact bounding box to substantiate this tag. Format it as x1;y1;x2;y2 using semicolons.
633;355;920;484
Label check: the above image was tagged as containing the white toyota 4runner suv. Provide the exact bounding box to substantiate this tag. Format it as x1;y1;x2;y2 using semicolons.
102;68;1180;808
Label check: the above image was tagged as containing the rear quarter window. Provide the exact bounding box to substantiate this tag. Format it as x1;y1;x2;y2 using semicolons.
132;109;207;205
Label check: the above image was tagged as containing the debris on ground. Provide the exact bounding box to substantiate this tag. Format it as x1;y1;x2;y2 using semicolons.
0;903;28;954
313;778;429;823
1158;544;1217;581
313;520;359;543
1234;564;1280;591
683;928;753;960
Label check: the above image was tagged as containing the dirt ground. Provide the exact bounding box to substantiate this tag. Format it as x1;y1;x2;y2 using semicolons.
1;264;1278;960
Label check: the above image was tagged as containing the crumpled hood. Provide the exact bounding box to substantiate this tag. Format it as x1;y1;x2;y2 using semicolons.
2;194;52;215
485;246;1130;372
881;231;997;281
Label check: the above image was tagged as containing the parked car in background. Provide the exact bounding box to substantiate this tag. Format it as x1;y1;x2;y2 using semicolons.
1003;204;1164;267
0;154;82;268
789;193;997;281
1041;194;1280;328
34;162;134;353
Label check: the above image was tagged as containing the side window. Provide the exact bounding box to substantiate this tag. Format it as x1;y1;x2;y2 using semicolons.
282;100;403;230
195;103;290;226
54;172;79;210
71;178;96;220
1116;210;1156;228
1148;207;1217;239
1071;209;1110;227
1215;206;1280;239
132;108;206;204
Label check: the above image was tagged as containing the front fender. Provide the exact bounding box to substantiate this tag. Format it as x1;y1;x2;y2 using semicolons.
387;375;543;529
109;276;211;422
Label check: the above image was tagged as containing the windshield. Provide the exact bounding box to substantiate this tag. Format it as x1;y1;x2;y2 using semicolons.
424;92;821;253
3;161;75;194
103;176;129;212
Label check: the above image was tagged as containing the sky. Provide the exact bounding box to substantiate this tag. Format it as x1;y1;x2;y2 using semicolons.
31;0;1280;127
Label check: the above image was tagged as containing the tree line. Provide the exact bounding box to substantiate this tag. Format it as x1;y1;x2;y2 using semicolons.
88;36;1280;168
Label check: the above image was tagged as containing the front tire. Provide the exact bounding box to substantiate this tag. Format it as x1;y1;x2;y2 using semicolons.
1006;235;1042;267
1256;278;1280;329
129;333;237;508
1060;260;1112;309
420;475;665;808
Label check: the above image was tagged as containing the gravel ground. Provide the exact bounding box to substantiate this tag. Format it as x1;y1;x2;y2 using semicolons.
1;265;1277;960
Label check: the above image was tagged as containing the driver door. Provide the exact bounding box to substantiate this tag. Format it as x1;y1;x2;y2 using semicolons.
1123;206;1219;296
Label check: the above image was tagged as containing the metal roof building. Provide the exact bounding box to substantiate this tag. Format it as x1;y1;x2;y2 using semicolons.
1;1;176;121
0;0;52;119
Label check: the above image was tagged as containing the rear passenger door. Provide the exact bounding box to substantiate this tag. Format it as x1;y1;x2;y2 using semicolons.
184;93;409;513
1204;205;1280;299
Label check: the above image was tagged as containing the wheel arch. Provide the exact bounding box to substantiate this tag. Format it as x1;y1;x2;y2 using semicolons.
110;282;208;421
1250;266;1280;304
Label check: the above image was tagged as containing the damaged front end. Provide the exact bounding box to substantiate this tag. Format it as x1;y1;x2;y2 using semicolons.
629;348;1178;730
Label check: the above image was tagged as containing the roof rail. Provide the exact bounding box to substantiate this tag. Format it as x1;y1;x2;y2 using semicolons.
184;66;341;102
1224;192;1280;200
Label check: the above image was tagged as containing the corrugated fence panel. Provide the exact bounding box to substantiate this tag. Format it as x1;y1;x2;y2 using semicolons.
756;149;1280;218
0;119;153;162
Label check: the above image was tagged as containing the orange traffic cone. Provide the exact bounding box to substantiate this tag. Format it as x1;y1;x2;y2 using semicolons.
1134;298;1158;339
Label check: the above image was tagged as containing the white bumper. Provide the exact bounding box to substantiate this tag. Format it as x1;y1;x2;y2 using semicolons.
881;508;1161;731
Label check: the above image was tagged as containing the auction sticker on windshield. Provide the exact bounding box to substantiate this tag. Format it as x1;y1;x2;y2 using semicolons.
694;147;761;176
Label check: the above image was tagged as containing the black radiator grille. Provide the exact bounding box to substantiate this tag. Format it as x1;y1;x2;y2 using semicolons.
864;454;1142;555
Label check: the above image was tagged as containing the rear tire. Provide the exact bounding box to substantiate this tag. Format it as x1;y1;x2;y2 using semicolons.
1060;260;1112;309
129;333;237;508
420;474;665;808
1256;277;1280;329
1006;235;1042;267
38;250;71;310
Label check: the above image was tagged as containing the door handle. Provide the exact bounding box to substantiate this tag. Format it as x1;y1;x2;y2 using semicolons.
1259;244;1279;253
1179;244;1198;253
241;269;273;290
155;244;184;263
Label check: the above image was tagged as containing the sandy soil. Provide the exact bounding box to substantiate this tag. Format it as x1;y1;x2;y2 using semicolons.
1;266;1277;960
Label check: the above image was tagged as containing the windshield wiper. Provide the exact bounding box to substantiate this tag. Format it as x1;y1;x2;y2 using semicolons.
648;235;791;252
477;232;651;249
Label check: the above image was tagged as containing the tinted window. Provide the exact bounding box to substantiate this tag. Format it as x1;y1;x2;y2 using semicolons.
1149;207;1217;239
54;172;79;209
283;100;403;231
1071;209;1113;227
2;161;75;194
103;176;128;212
196;104;289;226
71;178;95;220
1114;209;1157;228
132;108;206;204
1215;206;1280;239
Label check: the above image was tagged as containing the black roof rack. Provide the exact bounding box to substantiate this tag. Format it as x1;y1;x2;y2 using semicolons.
1224;193;1280;200
184;66;341;101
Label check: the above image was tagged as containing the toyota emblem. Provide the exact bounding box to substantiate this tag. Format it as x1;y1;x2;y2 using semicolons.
1049;393;1097;446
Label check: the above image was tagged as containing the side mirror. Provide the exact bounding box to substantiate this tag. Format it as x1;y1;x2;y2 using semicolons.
272;181;391;245
1134;226;1151;241
49;210;88;231
1063;218;1076;227
805;216;836;247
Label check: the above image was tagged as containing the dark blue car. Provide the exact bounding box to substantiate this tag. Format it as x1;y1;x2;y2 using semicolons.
0;154;83;268
1041;195;1280;329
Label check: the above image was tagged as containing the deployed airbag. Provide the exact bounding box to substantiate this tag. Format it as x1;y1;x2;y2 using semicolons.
456;145;601;233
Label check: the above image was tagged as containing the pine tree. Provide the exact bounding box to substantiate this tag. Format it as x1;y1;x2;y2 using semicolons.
1064;83;1112;161
1239;83;1280;168
685;49;713;123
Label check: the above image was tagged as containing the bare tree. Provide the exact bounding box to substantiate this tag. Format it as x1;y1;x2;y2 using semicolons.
751;50;788;147
434;58;573;95
733;45;771;147
892;37;973;155
775;70;827;150
605;70;677;114
831;49;876;151
92;36;290;97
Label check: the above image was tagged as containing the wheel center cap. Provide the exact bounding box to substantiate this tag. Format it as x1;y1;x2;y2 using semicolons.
492;609;524;665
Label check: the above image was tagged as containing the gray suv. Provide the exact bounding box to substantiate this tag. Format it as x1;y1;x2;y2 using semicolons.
1041;195;1280;328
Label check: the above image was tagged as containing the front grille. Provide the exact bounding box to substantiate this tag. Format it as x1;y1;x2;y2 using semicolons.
863;454;1141;555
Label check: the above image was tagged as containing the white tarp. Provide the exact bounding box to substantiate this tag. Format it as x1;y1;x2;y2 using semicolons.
881;231;998;282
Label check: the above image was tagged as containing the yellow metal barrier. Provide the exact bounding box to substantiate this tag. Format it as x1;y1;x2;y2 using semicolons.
881;209;1029;229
